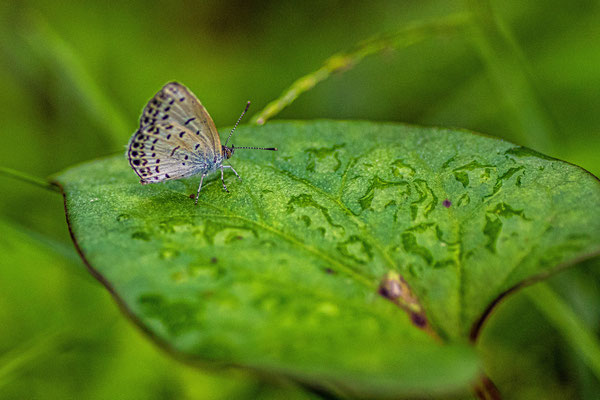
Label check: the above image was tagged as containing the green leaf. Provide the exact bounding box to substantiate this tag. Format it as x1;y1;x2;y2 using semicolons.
55;120;600;397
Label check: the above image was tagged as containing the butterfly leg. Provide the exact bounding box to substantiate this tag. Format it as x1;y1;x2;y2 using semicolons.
223;165;242;181
194;173;207;205
220;166;229;193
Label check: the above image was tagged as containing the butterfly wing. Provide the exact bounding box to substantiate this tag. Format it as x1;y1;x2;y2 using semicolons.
127;82;223;184
128;121;219;183
139;82;221;151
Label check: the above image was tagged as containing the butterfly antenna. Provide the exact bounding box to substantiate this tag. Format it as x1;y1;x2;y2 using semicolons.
234;146;278;151
224;101;251;146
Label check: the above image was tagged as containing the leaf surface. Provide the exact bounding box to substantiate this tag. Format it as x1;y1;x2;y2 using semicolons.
56;120;600;397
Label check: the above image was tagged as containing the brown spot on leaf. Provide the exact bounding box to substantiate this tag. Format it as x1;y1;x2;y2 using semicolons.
378;276;402;300
411;312;427;328
378;272;435;336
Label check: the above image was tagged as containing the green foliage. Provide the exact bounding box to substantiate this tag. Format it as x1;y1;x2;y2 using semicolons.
3;1;600;398
56;121;600;397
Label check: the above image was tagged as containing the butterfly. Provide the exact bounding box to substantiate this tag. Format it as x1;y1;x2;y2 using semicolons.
127;82;277;205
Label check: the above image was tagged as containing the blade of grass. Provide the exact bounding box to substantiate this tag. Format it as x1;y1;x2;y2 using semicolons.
0;218;96;284
0;328;64;389
465;0;559;154
525;282;600;381
21;11;130;149
251;13;470;125
0;166;59;192
0;317;121;389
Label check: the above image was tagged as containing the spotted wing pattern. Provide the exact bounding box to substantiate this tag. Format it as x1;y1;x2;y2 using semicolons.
127;82;223;184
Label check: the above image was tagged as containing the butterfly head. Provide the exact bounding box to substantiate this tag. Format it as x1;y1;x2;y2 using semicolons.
221;102;278;158
222;145;234;160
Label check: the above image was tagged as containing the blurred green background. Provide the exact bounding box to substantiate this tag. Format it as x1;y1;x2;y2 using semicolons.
1;0;599;399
